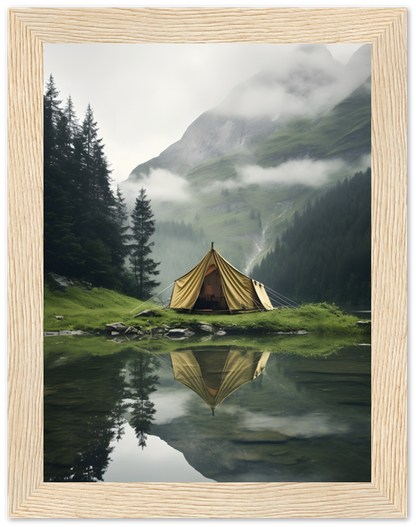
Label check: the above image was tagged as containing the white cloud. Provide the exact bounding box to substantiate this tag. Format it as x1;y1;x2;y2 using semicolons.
121;168;191;208
44;44;369;184
214;44;370;121
237;159;346;188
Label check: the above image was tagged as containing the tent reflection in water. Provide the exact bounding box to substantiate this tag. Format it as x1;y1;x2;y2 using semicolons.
170;347;270;415
169;244;273;314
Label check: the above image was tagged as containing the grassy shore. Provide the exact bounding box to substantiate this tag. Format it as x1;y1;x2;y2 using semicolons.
44;283;369;336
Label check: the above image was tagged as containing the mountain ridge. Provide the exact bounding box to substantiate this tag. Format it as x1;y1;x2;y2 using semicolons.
121;45;371;287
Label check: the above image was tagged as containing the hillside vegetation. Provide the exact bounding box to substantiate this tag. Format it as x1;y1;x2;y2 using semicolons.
253;169;371;306
45;283;368;336
132;77;371;275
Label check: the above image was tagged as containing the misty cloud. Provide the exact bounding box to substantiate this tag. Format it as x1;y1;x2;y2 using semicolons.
237;159;347;188
214;44;371;121
121;168;191;207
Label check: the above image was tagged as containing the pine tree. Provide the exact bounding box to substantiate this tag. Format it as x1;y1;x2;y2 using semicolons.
44;76;131;289
44;74;62;166
44;75;83;275
130;187;160;299
252;169;371;306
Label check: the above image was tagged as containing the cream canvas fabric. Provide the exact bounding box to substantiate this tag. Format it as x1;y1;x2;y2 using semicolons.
169;248;273;313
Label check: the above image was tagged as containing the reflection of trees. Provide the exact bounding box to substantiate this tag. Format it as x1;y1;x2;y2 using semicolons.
69;424;115;482
128;353;159;449
44;352;131;482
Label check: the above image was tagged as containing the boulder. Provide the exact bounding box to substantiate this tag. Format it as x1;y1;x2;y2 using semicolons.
124;326;138;334
199;324;214;333
106;322;127;332
54;315;64;320
48;272;75;291
111;331;120;336
166;328;195;340
297;330;308;335
216;330;227;336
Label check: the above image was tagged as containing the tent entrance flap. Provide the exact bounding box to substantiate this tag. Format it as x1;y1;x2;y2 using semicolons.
193;265;229;311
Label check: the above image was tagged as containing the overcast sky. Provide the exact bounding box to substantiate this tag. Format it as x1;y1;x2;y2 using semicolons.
44;43;364;185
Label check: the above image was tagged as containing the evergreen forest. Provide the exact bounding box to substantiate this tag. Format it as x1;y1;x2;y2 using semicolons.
44;76;204;300
44;75;158;296
44;75;371;308
252;169;371;307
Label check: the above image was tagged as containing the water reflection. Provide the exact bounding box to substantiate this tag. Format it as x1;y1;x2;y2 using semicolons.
127;354;159;448
44;338;371;483
171;346;270;415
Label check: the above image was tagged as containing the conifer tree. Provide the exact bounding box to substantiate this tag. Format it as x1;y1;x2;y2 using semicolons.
44;76;130;289
130;187;160;299
44;74;62;166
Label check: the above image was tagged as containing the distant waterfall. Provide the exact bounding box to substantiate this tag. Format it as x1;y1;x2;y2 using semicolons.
244;222;269;275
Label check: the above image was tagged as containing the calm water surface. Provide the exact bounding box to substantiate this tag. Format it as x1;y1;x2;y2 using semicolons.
44;335;371;482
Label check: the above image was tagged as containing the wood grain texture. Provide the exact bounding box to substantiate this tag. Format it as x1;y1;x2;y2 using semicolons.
7;7;407;519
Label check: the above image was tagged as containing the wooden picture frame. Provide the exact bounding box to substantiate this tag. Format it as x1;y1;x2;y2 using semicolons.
8;7;407;518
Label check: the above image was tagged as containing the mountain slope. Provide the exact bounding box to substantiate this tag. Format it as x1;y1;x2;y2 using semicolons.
122;45;371;285
128;44;370;181
253;169;371;306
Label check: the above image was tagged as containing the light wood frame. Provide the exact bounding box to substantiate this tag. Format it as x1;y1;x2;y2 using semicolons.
8;7;407;518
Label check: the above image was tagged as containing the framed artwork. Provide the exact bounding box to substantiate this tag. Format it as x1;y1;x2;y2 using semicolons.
8;7;407;518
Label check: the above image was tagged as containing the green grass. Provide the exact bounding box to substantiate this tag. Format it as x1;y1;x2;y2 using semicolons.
44;285;142;332
45;284;368;336
44;285;369;365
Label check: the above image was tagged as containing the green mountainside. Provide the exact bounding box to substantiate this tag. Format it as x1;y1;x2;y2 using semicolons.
253;169;371;306
133;78;371;288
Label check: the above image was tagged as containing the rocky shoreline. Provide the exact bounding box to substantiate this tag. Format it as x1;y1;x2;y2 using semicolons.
44;307;371;341
44;317;314;342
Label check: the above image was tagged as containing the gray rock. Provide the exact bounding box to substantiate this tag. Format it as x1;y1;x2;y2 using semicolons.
44;331;59;337
166;328;195;340
54;315;64;320
297;330;308;335
111;331;120;336
48;272;75;290
106;322;127;331
124;326;138;334
199;324;213;333
216;330;227;336
356;320;371;326
201;335;212;342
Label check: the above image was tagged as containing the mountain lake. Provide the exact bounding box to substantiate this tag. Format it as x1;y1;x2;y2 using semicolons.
44;334;371;483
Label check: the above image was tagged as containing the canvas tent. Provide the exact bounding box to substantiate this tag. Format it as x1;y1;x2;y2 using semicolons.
169;246;273;313
170;346;270;415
